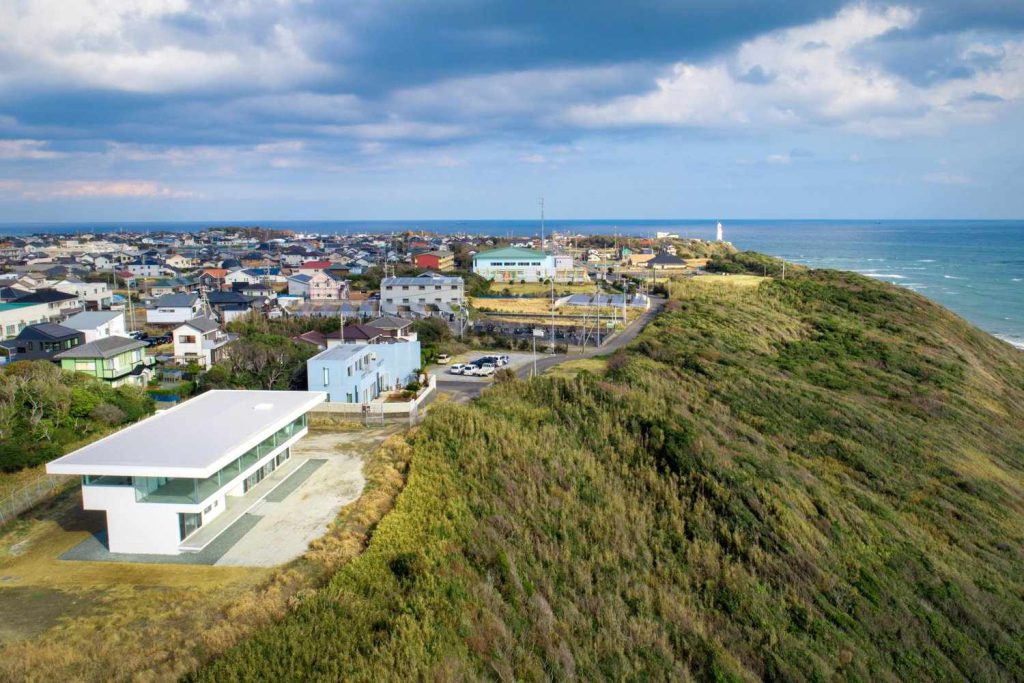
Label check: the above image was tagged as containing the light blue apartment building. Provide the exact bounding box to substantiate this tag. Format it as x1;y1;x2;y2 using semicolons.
306;340;421;403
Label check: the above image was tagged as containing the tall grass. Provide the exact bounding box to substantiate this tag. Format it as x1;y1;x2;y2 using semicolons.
195;268;1024;681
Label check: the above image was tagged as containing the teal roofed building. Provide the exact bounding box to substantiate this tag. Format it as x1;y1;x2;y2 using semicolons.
472;247;556;283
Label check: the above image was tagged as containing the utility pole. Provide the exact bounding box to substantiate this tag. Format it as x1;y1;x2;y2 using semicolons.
539;197;545;249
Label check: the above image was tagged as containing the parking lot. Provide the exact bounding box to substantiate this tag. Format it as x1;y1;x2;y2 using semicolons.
428;351;539;383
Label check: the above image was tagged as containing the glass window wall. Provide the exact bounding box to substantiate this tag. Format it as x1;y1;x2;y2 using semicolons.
132;414;307;504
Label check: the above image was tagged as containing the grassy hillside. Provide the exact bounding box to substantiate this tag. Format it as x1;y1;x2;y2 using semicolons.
196;267;1024;681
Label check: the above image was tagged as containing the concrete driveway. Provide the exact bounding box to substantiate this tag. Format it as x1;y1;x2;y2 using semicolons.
215;426;399;567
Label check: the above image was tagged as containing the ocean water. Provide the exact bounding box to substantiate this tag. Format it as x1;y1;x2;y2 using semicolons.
1;219;1021;348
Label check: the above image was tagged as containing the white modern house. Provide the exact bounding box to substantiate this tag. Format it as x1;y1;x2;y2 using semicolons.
63;311;127;342
172;316;236;368
46;390;326;555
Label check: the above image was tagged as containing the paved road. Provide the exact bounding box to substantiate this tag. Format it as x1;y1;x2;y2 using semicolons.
435;296;665;402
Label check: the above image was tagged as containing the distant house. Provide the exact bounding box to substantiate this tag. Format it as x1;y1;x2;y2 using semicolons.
63;311;127;342
149;293;203;325
369;315;416;340
0;322;84;362
647;252;687;270
149;277;197;298
298;260;333;275
13;289;82;318
55;336;153;387
172;317;236;368
287;273;312;298
126;259;165;278
307;339;421;404
308;270;348;301
224;268;260;287
164;254;194;270
198;268;229;291
412;250;456;272
292;330;328;351
325;324;386;347
54;278;113;310
207;291;257;324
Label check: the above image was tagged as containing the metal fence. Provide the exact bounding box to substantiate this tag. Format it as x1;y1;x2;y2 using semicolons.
0;474;72;527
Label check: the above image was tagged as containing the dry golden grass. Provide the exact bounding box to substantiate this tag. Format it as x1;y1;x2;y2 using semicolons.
689;273;768;288
496;282;595;296
542;358;609;379
471;297;554;314
0;426;417;683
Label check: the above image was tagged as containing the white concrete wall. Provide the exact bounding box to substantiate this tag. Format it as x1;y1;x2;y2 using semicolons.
83;485;181;554
77;428;308;554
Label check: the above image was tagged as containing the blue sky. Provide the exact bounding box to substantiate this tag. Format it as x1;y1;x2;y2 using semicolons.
0;1;1022;221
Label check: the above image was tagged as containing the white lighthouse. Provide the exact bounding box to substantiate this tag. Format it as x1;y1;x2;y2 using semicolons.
716;220;724;242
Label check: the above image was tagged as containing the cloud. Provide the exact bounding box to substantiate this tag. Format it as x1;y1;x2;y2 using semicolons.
0;179;200;199
0;139;64;159
0;1;328;94
565;4;1024;136
922;171;972;185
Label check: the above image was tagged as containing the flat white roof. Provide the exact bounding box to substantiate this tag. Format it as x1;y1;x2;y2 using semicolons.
46;390;326;479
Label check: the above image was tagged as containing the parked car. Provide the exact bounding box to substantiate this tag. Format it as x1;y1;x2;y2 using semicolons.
436;353;450;365
474;363;496;376
497;355;510;366
448;363;466;374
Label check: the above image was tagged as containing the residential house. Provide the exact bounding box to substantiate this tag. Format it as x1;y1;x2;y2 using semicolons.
287;273;312;297
292;330;328;351
63;311;127;342
298;260;332;276
148;293;204;325
126;259;165;278
412;250;455;272
647;252;688;270
308;270;348;301
325;323;386;347
148;277;198;298
164;254;195;270
172;316;237;368
306;339;421;404
54;278;113;309
207;291;257;324
55;336;153;387
198;268;228;291
369;315;416;340
0;323;84;363
45;390;325;555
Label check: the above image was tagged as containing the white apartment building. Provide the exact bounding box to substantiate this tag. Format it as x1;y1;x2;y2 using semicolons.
46;390;326;555
380;272;464;317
